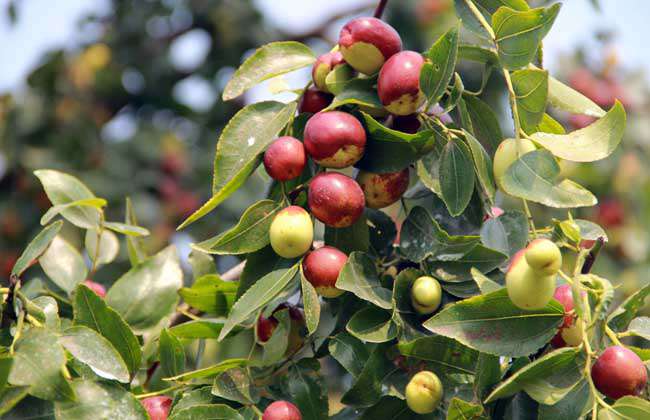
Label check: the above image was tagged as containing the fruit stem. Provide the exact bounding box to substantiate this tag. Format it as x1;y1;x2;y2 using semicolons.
604;325;623;346
135;384;184;399
374;0;389;19
557;270;573;285
581;237;604;274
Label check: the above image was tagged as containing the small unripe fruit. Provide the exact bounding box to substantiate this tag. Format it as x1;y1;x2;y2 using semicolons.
262;401;302;420
525;238;562;276
141;396;172;420
357;168;410;209
377;51;425;116
302;246;347;298
257;314;279;343
410;276;442;315
405;371;443;414
339;17;402;75
269;206;313;258
312;51;346;93
591;346;647;399
550;284;583;348
493;138;536;188
298;87;333;114
263;136;307;181
84;280;106;298
303;111;366;168
506;250;556;310
308;172;365;228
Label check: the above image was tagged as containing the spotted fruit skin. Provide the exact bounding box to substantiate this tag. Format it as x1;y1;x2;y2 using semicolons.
307;172;365;228
506;249;556;310
377;51;425;116
405;370;443;414
269;206;313;258
357;168;410;209
298;87;333;114
339;17;402;75
591;346;647;400
302;246;347;298
312;51;346;92
493;138;536;189
263;136;306;181
262;400;302;420
410;276;442;315
303;111;366;169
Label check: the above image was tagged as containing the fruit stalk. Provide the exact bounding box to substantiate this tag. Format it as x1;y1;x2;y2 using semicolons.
373;0;389;19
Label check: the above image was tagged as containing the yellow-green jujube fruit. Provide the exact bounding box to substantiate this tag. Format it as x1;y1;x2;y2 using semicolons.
493;138;536;189
410;276;442;315
506;249;556;310
525;238;562;276
405;370;443;414
269;206;313;258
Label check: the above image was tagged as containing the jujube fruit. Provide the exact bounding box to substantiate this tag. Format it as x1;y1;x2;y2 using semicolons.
263;136;306;181
262;400;302;420
298;87;333;114
525;238;562;276
356;168;409;209
377;51;425;116
269;206;313;258
550;284;583;347
410;276;442;315
140;396;172;420
303;111;366;168
591;346;647;399
308;172;365;228
405;370;443;414
506;249;556;310
312;51;346;93
302;246;347;298
338;17;402;75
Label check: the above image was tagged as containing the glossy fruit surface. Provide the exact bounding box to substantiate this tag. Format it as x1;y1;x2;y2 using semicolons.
339;17;402;75
410;276;442;315
303;111;366;168
591;346;647;399
493;138;536;188
377;51;425;116
525;238;562;276
263;136;306;181
506;250;556;310
262;400;302;420
550;284;583;347
298;87;333;114
141;396;172;420
357;168;409;209
405;370;443;414
257;315;279;343
269;206;313;258
302;246;347;298
308;172;365;228
312;51;346;92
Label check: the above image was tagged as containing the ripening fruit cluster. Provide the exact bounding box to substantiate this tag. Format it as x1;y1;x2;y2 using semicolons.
265;16;424;302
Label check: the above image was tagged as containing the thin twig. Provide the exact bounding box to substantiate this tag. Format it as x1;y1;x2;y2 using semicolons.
581;237;604;274
374;0;389;19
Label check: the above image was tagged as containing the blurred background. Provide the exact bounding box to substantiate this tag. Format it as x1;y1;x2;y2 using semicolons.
1;0;650;310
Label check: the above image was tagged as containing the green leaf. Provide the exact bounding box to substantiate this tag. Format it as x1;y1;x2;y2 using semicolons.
537;379;591;420
336;252;392;310
512;69;548;134
54;380;147;420
325;64;354;95
366;208;397;257
324;212;369;254
159;329;185;378
480;210;528;257
285;362;328;420
301;271;320;335
170;404;244;420
624;317;650;340
39;235;87;294
106;246;182;331
103;221;149;237
34;169;101;229
439;137;475;216
178;274;238;315
329;332;371;377
475;352;502;400
398;335;478;375
60;326;130;383
164;359;248;382
260;309;290;365
325;78;383;111
447;398;485;420
546;74;605;117
192;200;281;255
9;328;75;401
462;95;503;154
492;4;561;69
85;229;119;266
485;347;581;403
599;396;650;420
237;245;296;299
0;357;11;393
423;289;564;357
416;136;445;194
355;112;438;173
179;101;296;229
340;344;394;407
11;220;62;277
170;319;227;339
219;263;300;340
124;197;147;266
530;101;626;162
73;284;142;377
608;283;650;331
223;41;315;101
536;113;566;134
399;206;479;262
212;368;259;405
424;244;508;282
442;73;465;112
0;386;29;417
420;24;460;105
471;268;504;294
459;44;499;65
359;396;434;420
346;306;397;343
40;198;107;225
465;130;496;199
501;150;597;208
188;249;216;280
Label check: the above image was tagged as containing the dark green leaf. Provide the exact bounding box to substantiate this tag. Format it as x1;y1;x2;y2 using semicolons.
447;398;485;420
170;319;227;339
420;24;460;105
54;380;146;420
480;210;528;257
11;221;62;277
325;212;369;254
512;69;548;134
329;332;371;377
346;306;397;343
301;271;320;335
336;252;392;310
465;130;496;200
398;335;478;375
159;329;185;378
212;368;259;405
340;344;395;407
285;362;328;420
439;137;475;216
424;244;508;282
608;283;650;331
463;95;503;155
165;359;248;382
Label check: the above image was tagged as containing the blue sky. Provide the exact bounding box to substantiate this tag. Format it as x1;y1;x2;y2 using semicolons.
1;0;649;95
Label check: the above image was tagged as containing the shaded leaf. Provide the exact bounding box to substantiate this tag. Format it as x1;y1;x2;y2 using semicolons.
420;24;460;105
336;252;392;310
11;221;62;277
178;274;238;315
54;380;147;420
159;329;185;378
346;306;397;343
439;137;475;216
